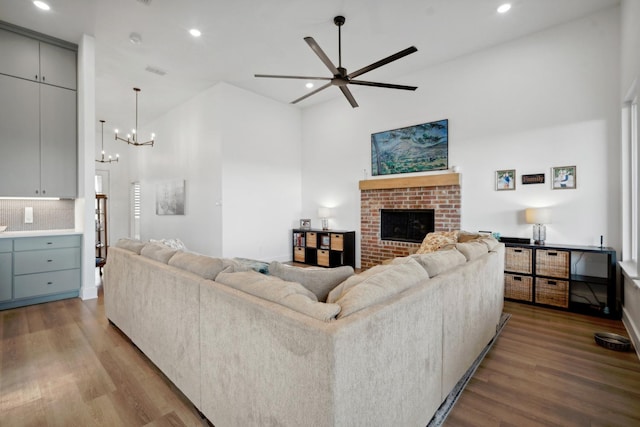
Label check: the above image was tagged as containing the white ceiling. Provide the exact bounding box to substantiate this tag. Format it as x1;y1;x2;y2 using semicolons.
0;0;619;134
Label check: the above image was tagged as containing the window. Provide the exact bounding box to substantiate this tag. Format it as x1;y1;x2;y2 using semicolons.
622;85;639;263
131;181;141;240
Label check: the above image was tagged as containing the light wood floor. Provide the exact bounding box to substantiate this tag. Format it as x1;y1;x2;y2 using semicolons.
1;291;639;426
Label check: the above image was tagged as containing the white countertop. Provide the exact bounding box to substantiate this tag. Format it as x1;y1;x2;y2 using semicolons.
0;229;81;239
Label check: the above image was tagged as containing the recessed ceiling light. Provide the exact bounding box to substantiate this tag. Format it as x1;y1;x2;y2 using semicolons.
305;82;314;89
189;29;202;37
33;1;50;10
129;32;142;45
497;3;511;14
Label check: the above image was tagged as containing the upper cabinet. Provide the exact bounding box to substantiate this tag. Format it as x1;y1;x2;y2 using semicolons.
0;26;77;198
0;27;77;90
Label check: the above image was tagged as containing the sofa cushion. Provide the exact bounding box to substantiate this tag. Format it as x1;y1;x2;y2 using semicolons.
269;261;354;302
215;270;341;322
115;238;146;254
455;241;489;261
480;236;500;251
327;263;396;303
168;251;226;280
140;242;178;264
330;258;429;319
416;230;459;254
411;248;467;277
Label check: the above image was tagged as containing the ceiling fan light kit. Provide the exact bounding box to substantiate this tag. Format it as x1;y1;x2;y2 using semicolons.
115;87;155;147
255;15;418;108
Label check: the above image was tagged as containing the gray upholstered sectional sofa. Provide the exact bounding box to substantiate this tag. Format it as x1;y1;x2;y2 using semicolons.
104;236;504;427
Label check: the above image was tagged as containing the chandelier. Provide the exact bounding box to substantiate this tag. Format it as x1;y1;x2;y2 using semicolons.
115;87;155;147
96;120;119;163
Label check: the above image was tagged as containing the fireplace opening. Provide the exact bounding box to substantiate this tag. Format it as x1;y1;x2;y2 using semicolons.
380;209;435;243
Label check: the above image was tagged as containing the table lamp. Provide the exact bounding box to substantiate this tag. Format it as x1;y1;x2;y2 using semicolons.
318;207;332;230
525;207;551;245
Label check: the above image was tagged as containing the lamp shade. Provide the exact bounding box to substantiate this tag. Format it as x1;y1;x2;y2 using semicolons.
525;208;552;224
318;207;331;218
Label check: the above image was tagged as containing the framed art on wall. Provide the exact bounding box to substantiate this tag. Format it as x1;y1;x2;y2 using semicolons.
551;165;576;189
496;169;516;191
371;119;448;176
156;180;186;215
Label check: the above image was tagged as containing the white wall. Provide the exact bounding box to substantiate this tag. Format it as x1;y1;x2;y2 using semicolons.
301;7;621;266
119;82;301;259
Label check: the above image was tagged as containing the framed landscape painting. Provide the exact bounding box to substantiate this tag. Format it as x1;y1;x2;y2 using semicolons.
371;119;448;176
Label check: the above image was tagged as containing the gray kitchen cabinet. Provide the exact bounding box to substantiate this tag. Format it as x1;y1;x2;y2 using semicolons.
0;27;76;90
0;26;77;198
0;234;82;310
0;75;41;196
0;240;12;303
41;84;77;198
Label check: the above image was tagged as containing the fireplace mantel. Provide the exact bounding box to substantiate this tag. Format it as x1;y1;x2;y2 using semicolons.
359;173;460;191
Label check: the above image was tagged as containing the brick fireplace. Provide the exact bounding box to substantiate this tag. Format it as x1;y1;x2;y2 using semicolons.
360;174;461;269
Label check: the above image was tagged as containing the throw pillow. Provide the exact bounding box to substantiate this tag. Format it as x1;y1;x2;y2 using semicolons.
168;251;226;280
455;241;488;261
115;238;146;254
415;230;459;254
140;242;178;264
332;258;429;319
269;261;354;302
149;238;187;250
215;271;341;322
411;248;467;277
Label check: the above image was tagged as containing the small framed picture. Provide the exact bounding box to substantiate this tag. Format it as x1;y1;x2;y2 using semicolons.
551;165;576;189
299;219;311;230
496;169;516;191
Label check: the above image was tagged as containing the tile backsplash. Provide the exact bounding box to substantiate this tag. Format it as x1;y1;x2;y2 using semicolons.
0;199;75;231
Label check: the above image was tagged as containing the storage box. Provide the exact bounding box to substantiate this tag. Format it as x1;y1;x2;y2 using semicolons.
504;273;533;302
505;247;532;274
317;249;330;267
331;234;344;251
294;247;305;263
536;249;569;279
306;232;317;248
535;278;569;308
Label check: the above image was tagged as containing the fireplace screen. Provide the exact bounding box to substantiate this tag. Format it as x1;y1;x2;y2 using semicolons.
380;209;435;243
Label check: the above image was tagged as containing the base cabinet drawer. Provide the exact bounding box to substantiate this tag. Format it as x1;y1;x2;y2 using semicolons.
13;235;81;251
15;269;80;299
14;247;80;275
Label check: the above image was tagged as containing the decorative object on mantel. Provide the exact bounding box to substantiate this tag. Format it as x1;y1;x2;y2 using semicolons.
115;88;155;147
156;180;185;215
551;165;576;189
255;15;417;108
96;120;119;164
525;207;551;245
371;119;448;176
318;207;332;230
522;173;544;185
495;169;515;191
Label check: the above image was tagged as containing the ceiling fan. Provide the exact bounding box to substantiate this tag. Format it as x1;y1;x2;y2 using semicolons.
255;16;418;108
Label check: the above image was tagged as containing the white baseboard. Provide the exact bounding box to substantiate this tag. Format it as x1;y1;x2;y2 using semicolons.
622;306;640;361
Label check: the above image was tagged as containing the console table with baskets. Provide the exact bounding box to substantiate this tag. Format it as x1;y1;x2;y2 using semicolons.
503;242;619;319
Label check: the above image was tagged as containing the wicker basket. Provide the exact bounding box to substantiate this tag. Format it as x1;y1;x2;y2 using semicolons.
536;249;570;279
535;278;569;308
505;247;532;274
505;274;533;301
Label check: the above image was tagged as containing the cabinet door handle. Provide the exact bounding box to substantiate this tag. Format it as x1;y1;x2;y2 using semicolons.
35;190;39;194
47;281;53;285
42;75;45;82
35;74;38;80
47;242;53;245
42;190;46;194
47;259;53;262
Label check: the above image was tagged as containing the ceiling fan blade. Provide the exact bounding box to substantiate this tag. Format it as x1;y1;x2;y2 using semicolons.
349;80;417;91
304;37;340;75
254;74;331;81
348;46;418;79
291;82;332;104
339;86;359;108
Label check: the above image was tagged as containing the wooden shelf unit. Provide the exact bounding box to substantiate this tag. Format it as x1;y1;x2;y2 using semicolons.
292;229;355;268
504;242;619;319
95;194;108;271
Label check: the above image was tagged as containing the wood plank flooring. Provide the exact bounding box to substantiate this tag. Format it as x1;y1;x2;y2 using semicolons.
445;301;640;426
1;292;639;426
